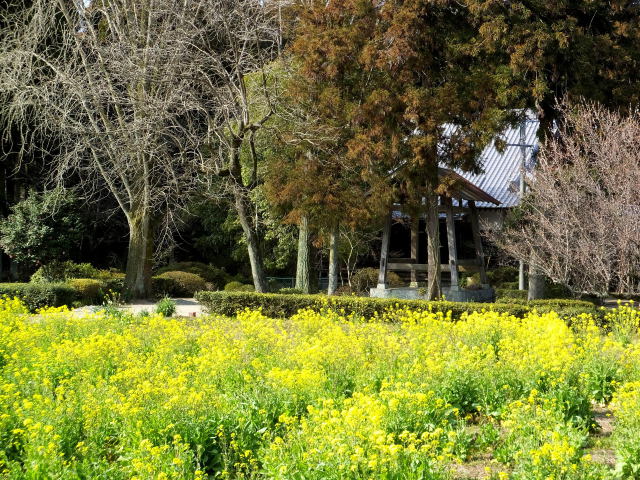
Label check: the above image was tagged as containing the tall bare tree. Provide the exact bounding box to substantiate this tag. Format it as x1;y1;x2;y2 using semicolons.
495;102;640;297
198;7;283;293
0;0;282;296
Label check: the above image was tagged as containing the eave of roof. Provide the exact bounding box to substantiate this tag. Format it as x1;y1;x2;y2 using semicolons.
438;167;501;206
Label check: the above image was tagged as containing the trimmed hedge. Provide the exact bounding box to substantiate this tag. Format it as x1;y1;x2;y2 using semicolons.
495;288;528;301
0;283;77;311
155;262;230;289
68;278;102;305
153;271;206;297
224;281;255;292
194;291;601;321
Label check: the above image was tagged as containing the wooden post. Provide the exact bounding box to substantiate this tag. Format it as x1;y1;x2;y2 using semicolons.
468;200;489;284
444;197;459;288
377;212;392;289
410;218;420;287
519;119;527;291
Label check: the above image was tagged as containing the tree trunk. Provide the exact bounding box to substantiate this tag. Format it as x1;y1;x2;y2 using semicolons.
425;190;441;300
296;215;311;293
125;208;154;299
328;225;339;295
528;252;545;300
234;188;268;293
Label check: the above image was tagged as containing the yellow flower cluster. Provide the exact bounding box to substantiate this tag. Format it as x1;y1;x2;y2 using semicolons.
0;297;639;478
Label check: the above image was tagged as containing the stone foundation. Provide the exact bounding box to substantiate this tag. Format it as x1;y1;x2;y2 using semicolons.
370;285;495;303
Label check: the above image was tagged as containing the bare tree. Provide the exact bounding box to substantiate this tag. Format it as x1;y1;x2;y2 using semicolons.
198;5;283;293
494;102;640;297
0;0;282;296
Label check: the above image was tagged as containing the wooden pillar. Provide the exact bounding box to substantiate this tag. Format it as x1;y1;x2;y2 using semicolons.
410;218;420;287
444;197;459;288
468;200;489;284
377;212;392;288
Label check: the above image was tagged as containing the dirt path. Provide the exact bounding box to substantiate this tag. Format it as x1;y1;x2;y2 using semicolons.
75;298;204;317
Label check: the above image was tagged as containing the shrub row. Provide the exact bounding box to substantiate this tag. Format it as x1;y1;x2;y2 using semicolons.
0;283;77;311
194;291;601;321
152;271;207;297
495;288;528;301
0;269;210;311
155;262;231;289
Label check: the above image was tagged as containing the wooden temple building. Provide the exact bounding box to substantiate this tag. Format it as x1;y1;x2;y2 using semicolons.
370;112;540;301
371;169;500;302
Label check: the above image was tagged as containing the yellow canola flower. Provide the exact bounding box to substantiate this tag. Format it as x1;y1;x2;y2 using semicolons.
0;301;637;479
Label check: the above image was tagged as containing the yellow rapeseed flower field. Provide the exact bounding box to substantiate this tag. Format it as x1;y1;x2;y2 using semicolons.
0;298;639;479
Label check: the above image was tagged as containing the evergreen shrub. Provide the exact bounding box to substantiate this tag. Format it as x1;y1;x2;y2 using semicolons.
31;261;99;283
278;288;303;295
155;296;177;317
351;267;403;293
68;278;102;305
224;281;255;292
0;283;77;311
195;291;602;321
152;271;206;297
155;262;230;289
486;266;519;286
495;288;528;301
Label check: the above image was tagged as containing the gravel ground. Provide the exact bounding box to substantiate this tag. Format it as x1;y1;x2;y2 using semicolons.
75;298;204;317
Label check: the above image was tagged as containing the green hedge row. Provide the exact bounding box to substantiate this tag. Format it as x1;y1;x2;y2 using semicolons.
194;291;601;321
0;283;77;311
495;288;528;301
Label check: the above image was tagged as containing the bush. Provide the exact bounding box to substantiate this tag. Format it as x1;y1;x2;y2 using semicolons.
0;189;85;268
351;268;403;294
495;288;528;302
0;283;77;311
68;278;103;305
155;296;177;317
100;274;126;295
196;291;523;319
152;271;206;297
496;295;600;319
224;281;255;292
31;261;100;283
31;261;125;286
195;291;602;322
155;262;229;289
545;279;573;299
459;272;482;290
278;287;303;295
486;266;519;287
334;285;355;296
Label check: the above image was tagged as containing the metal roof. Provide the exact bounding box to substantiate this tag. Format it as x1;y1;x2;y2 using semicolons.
438;167;501;205
448;111;540;209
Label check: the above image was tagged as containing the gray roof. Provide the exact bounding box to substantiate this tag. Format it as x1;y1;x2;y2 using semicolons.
452;111;539;208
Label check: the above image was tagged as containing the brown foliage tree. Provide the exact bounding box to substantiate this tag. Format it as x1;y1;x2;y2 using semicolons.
279;0;512;298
